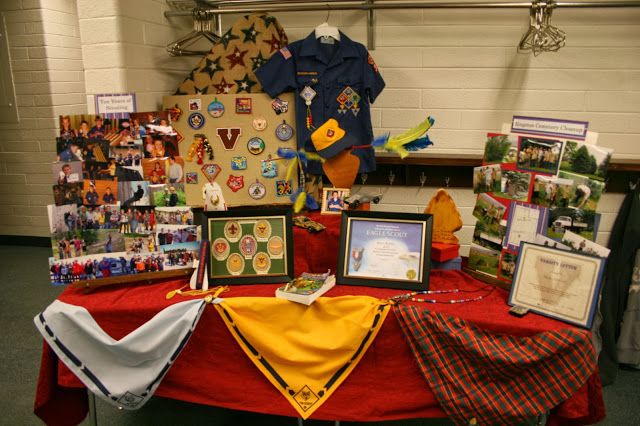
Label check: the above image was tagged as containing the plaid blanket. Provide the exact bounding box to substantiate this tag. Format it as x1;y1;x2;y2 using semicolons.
394;304;597;426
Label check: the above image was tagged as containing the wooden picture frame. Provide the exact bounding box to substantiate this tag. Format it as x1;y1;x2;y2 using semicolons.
201;208;294;285
337;210;433;290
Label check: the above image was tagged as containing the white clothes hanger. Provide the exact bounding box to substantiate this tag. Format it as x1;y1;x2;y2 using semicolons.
315;7;340;41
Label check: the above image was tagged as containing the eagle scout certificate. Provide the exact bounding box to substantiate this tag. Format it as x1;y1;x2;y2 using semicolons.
508;243;605;328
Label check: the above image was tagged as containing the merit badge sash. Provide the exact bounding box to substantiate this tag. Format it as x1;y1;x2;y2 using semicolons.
394;304;596;426
34;299;206;410
214;296;390;419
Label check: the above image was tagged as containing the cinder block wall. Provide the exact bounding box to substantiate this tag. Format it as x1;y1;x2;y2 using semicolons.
0;1;638;251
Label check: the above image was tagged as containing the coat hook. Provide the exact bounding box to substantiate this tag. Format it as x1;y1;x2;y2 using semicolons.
445;176;450;188
388;170;395;186
360;173;368;186
419;172;427;188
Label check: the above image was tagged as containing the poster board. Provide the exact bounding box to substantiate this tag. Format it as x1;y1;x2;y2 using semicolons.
162;93;298;207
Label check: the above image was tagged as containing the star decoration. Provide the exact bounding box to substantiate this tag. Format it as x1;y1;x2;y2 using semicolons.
250;51;268;71
234;74;257;93
241;23;260;43
263;35;282;53
225;46;248;69
213;77;235;94
260;15;276;28
203;56;223;79
220;28;240;49
194;85;209;95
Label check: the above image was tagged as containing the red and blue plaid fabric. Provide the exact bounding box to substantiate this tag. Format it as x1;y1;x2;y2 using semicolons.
394;304;597;426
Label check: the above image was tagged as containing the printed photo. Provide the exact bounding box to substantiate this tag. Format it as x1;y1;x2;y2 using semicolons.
321;188;350;214
491;170;531;202
472;221;504;251
149;183;186;207
561;230;611;258
531;175;575;208
53;182;83;206
84;160;116;181
472;193;507;236
82;139;111;162
129;111;175;136
143;158;167;184
560;140;612;182
155;224;199;247
142;134;179;158
111;146;143;166
83;180;117;206
473;164;501;194
124;233;158;254
51;230;86;260
534;234;571;251
516;137;563;175
483;133;518;165
558;171;605;211
498;251;518;282
59;114;126;141
52;161;82;185
82;229;125;255
56;139;84;162
160;242;199;269
547;207;601;241
115;206;156;234
118;181;150;208
468;243;500;277
75;204;121;230
47;204;77;234
155;206;194;225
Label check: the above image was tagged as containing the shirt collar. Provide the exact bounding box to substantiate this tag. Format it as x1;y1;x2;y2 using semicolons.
299;30;359;64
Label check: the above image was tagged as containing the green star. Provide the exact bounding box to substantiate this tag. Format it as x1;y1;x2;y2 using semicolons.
220;28;240;49
250;51;268;71
202;56;223;79
241;23;260;43
234;73;257;93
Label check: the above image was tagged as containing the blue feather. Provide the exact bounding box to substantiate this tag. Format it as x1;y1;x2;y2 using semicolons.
277;147;298;160
289;188;302;203
404;136;434;152
371;133;390;148
306;193;319;210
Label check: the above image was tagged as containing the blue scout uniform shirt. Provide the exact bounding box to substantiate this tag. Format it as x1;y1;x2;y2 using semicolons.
255;31;385;175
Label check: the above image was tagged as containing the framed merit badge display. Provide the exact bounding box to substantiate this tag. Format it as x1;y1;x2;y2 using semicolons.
508;242;605;328
337;211;433;290
201;209;293;284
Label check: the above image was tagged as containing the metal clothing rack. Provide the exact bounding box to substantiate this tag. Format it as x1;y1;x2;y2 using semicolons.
165;0;640;49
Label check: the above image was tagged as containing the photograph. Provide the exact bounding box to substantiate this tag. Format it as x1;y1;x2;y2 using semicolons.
129;111;174;136
117;206;156;234
118;181;150;207
547;207;601;242
561;230;611;258
52;182;83;206
83;160;116;181
472;193;507;236
321;188;350;214
472;221;504;251
149;183;186;207
482;133;518;165
111;146;143;166
558;171;605;212
473;164;501;194
52;162;82;185
59;114;127;141
534;234;571;251
531;175;575;208
155;206;193;225
82;139;111;162
142;134;180;158
47;204;77;234
155;224;199;247
56;139;84;161
498;250;518;282
491;170;531;202
559;140;612;182
50;230;86;260
82;229;125;255
160;242;199;269
83;180;117;205
142;158;167;184
75;204;121;230
516;136;563;175
468;243;500;277
124;233;158;254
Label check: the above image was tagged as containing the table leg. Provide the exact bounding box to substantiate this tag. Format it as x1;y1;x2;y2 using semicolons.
88;391;97;426
335;422;340;426
297;418;303;426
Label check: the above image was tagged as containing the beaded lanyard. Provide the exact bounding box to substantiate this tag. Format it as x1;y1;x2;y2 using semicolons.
391;286;494;304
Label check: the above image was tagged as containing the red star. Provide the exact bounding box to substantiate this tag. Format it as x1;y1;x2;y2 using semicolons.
225;46;248;69
213;77;235;94
262;35;282;53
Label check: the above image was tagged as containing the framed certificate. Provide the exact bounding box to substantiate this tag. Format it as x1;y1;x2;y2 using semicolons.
337;211;433;290
508;242;606;328
201;208;294;285
504;201;549;252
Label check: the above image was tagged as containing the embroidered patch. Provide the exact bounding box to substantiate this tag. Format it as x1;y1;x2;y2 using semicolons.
275;120;294;141
231;156;247;170
166;104;182;122
276;179;293;197
188;112;205;129
261;156;277;178
216;127;242;150
337;86;361;117
368;53;379;73
235;98;252;114
227;174;244;192
247;137;265;155
248;180;267;200
252;117;267;131
201;164;221;183
207;98;225;118
188;98;201;111
271;98;289;114
185;172;198;184
279;46;291;59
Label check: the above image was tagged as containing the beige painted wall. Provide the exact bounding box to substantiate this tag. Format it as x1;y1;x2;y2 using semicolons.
0;1;638;252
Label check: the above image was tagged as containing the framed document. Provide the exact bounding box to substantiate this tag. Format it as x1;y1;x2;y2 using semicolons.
504;201;549;252
337;210;433;290
201;208;294;285
508;242;606;328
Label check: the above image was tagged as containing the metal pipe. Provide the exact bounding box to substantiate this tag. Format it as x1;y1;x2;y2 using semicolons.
165;0;640;16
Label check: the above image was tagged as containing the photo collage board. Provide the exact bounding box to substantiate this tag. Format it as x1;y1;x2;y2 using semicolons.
161;93;299;208
469;125;613;283
47;112;201;285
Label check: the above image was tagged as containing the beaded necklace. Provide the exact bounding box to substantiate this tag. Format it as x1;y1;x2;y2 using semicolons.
391;286;494;304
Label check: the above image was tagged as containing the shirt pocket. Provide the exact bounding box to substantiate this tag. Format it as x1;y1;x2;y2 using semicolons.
334;78;364;118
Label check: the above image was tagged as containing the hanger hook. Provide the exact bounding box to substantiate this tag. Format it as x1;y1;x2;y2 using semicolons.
325;4;331;23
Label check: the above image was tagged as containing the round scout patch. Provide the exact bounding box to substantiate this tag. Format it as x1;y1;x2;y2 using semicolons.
188;112;205;129
248;181;266;200
253;252;271;274
267;236;284;257
207;99;225;118
252;117;267;131
275;120;294;141
253;220;272;241
212;238;230;261
247;137;265;155
239;235;258;258
226;253;245;275
224;220;242;242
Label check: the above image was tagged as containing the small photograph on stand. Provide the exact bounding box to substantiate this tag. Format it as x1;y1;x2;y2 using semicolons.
483;133;518;165
560;141;612;182
547;207;601;242
516;136;563;175
473;164;501;194
468;243;500;278
498;250;518;282
491;170;531;202
321;188;350;214
559;171;605;211
472;193;507;236
531;175;575;208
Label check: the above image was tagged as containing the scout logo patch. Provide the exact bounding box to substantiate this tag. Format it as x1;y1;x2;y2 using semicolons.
166;104;182;122
327;129;335;137
293;386;319;412
247;137;265;155
231;156;247;170
252;117;267;131
207;98;225;118
212;238;230;261
275;120;294;141
201;164;221;183
272;98;288;114
216;127;242;150
224;220;242;242
248;180;267;200
336;86;361;117
235;98;252;114
276;179;293;196
367;53;379;73
188;112;205;129
117;392;144;409
253;252;271;274
239;235;258;258
227;174;244;192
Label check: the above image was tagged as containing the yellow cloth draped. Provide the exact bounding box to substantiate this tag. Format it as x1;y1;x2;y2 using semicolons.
214;296;390;419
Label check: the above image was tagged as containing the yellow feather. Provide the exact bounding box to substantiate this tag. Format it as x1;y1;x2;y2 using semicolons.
386;117;433;151
285;157;298;182
293;192;306;213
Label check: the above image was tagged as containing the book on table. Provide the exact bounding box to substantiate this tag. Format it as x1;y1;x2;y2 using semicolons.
275;271;335;305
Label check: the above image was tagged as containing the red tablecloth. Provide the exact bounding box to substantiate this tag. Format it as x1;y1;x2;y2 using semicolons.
34;213;605;425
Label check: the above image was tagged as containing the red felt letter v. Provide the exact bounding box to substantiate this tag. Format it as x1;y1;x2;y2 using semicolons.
216;128;242;150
